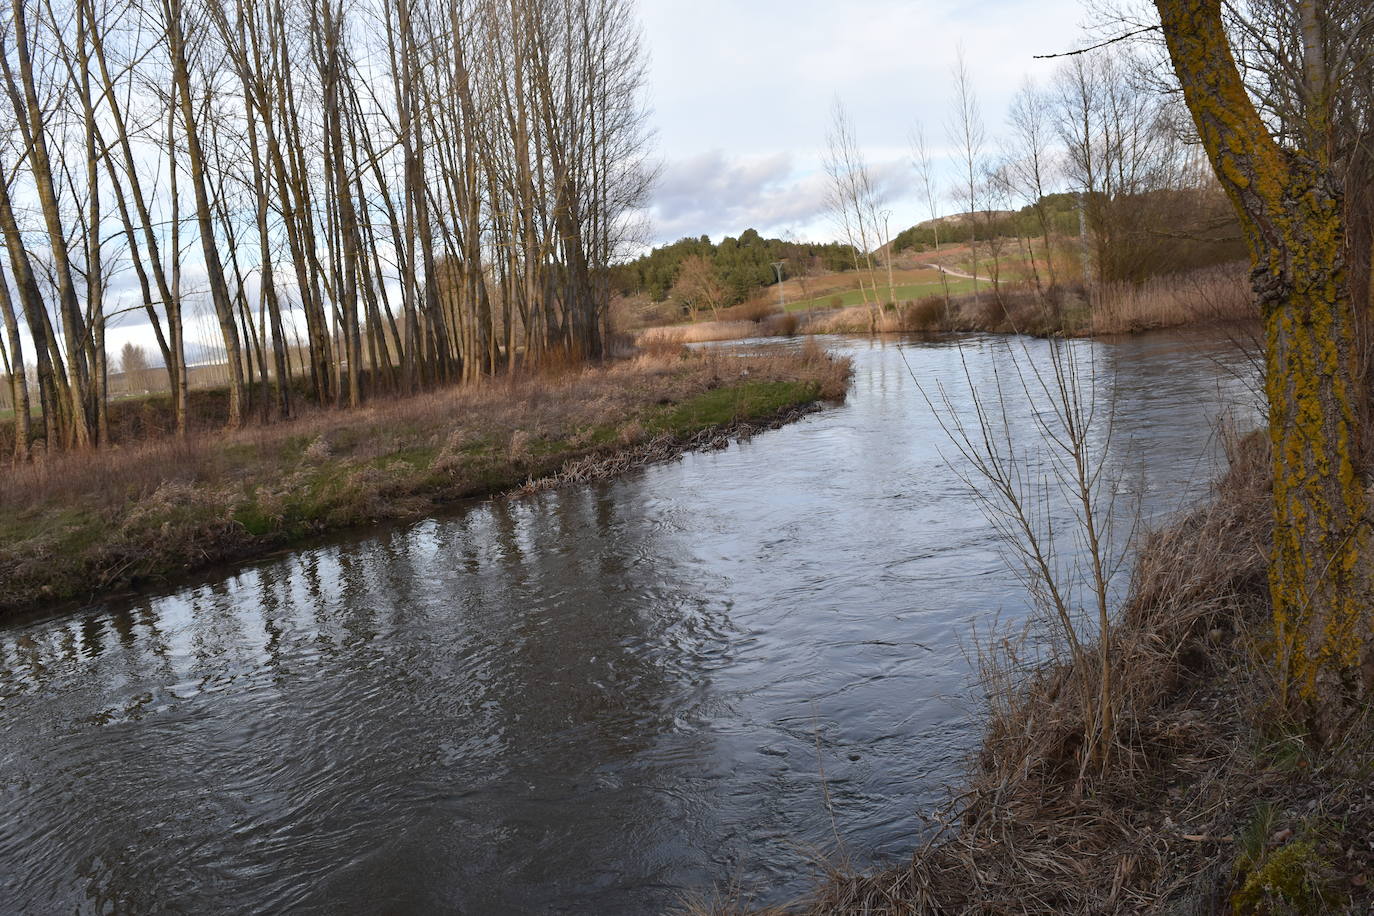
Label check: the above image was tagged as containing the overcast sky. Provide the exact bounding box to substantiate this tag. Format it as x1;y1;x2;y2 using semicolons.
638;0;1090;247
97;0;1095;356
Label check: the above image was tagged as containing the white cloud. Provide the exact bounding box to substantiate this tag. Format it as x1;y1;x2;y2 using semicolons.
650;151;829;241
638;0;1090;244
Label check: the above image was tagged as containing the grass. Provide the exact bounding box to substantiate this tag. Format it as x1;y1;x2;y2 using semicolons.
0;346;852;617
783;278;979;312
646;380;821;436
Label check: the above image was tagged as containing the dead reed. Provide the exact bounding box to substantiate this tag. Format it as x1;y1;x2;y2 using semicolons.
1092;264;1253;335
637;321;771;347
791;264;1255;339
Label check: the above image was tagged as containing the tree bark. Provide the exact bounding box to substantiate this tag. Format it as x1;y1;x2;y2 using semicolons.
1156;0;1370;729
164;0;245;427
0;257;30;461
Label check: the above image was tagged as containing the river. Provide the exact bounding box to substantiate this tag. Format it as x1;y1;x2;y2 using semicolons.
0;332;1259;914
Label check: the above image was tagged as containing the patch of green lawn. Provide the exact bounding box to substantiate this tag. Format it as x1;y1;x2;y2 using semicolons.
647;380;820;436
785;278;979;312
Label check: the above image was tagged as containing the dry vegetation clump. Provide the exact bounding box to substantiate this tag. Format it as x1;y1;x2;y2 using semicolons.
721;297;783;323
902;297;947;332
0;347;851;616
799;289;1079;337
762;312;802;337
634;309;804;347
766;264;1253;342
803;304;913;335
697;431;1374;915
1093;264;1254;335
637;321;765;347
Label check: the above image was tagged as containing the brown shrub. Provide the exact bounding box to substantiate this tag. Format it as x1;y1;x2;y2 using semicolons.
763;312;801;337
903;297;946;332
971;295;1008;330
722;297;780;322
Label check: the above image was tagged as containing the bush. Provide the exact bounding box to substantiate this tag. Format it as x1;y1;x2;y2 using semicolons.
763;312;800;337
973;295;1008;329
721;297;778;322
903;296;946;331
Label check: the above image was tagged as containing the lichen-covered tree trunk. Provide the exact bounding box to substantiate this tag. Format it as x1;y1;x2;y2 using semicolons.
1155;0;1370;729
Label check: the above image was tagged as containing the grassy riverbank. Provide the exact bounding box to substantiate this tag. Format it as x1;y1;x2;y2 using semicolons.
700;432;1374;914
0;346;851;618
637;263;1254;347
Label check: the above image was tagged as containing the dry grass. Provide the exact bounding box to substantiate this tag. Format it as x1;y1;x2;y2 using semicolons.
802;266;1253;340
788;284;1081;337
633;312;802;349
1093;264;1254;335
637;321;772;347
0;347;852;615
694;430;1374;914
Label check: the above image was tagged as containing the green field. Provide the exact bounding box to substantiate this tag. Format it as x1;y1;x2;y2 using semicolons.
784;276;980;312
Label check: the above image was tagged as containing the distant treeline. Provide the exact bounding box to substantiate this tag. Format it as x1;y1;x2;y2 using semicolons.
612;230;859;304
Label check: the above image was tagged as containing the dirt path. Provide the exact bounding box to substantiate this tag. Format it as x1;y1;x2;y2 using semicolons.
923;263;978;281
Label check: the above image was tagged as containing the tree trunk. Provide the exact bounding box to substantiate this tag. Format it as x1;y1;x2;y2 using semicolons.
0;258;30;462
1156;0;1369;730
165;0;245;427
0;163;62;450
5;0;91;448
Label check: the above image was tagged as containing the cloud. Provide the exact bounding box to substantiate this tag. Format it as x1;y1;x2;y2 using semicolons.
649;151;828;241
638;0;1087;242
649;150;916;245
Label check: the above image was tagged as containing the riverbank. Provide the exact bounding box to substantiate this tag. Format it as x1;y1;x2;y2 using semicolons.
638;263;1254;347
0;345;851;618
702;431;1374;914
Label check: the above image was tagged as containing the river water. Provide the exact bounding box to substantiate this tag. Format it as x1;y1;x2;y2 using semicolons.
0;332;1259;914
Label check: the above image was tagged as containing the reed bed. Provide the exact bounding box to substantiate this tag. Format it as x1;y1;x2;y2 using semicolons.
637;321;772;347
1093;264;1253;335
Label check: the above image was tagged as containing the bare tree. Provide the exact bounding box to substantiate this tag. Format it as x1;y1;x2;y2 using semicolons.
0;254;29;461
0;0;652;453
671;254;727;320
929;338;1135;775
119;341;148;375
948;44;986;303
824;99;884;328
1005;77;1061;291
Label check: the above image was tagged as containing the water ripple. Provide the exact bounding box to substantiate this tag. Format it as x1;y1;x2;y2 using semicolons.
0;331;1259;913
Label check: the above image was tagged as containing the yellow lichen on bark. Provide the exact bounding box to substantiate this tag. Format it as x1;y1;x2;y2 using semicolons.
1156;0;1368;728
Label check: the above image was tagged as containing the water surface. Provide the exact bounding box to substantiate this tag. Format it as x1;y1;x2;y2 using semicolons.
0;332;1259;913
